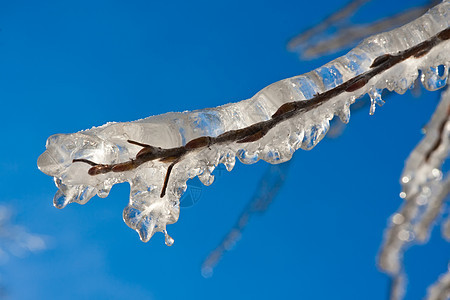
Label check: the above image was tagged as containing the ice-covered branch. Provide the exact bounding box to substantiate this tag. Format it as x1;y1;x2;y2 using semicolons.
38;2;450;244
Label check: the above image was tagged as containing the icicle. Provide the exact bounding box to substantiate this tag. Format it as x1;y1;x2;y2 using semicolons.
219;152;236;172
97;184;112;198
337;102;351;123
164;230;174;246
53;190;69;209
368;88;385;115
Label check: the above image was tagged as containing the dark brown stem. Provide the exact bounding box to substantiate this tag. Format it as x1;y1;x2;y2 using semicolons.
72;158;98;166
160;157;181;198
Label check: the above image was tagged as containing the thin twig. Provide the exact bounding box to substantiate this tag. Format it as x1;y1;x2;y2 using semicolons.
160;157;181;198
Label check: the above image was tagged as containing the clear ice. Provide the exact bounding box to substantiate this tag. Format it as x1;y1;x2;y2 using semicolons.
38;1;450;250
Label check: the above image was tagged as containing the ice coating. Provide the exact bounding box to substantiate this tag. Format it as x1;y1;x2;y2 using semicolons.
38;2;450;244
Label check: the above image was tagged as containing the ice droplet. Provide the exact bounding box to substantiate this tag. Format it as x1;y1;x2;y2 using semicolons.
219;152;236;172
199;169;215;186
164;230;174;246
337;104;351;124
97;189;109;198
421;65;448;91
301;121;329;150
394;77;409;95
53;190;69;209
97;183;112;198
264;150;282;163
138;216;156;243
224;160;235;172
237;149;260;164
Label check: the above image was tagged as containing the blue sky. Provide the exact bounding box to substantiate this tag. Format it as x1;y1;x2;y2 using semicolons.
0;0;448;299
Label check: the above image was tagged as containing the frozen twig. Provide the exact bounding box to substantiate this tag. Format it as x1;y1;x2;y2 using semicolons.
38;2;450;247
